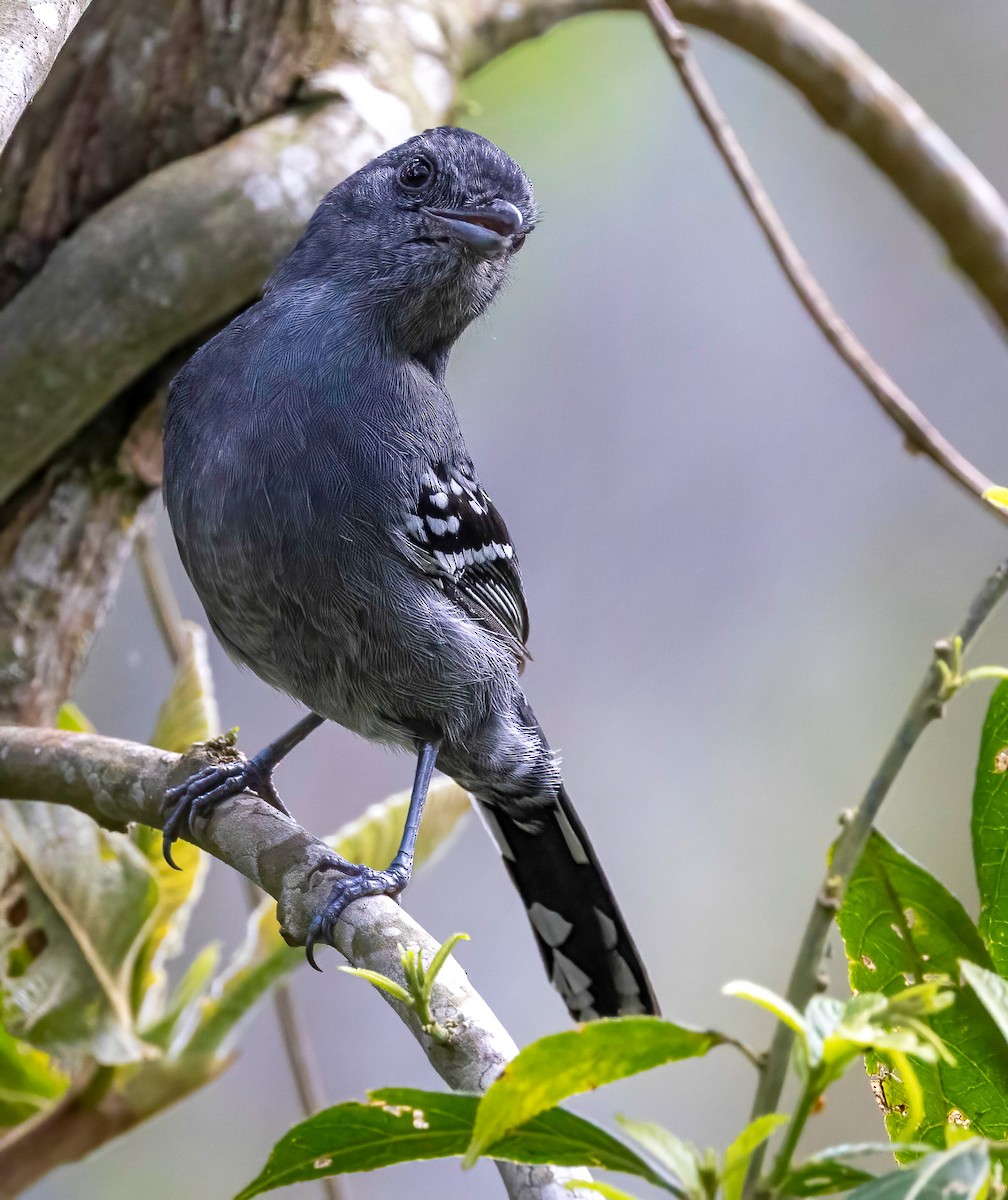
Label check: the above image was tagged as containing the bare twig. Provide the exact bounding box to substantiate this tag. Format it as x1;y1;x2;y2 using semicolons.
643;0;1008;528
0;726;593;1200
672;0;1008;336
743;555;1008;1192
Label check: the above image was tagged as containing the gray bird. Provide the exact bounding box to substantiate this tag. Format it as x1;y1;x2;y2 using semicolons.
163;126;657;1020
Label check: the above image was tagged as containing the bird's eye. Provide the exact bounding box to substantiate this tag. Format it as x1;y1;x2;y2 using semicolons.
399;156;435;191
511;233;527;253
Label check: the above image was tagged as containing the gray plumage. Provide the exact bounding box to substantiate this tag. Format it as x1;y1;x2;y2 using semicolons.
163;127;657;1020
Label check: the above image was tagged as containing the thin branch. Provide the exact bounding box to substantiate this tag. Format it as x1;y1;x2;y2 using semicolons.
743;554;1008;1190
0;726;594;1200
0;0;92;154
672;0;1008;337
134;534;188;666
644;0;1008;528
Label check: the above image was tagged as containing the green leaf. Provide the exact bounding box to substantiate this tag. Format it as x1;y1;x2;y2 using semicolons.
140;942;220;1051
0;802;160;1063
973;679;1008;972
465;1018;724;1166
837;830;1008;1145
959;959;1008;1053
721;1114;789;1200
616;1118;704;1199
722;981;807;1037
179;779;471;1059
780;1160;874;1197
56;702;95;733
844;1140;988;1200
567;1185;644;1199
234;1087;672;1199
0;1021;68;1129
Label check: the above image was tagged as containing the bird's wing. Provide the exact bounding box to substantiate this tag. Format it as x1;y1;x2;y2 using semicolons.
397;460;530;663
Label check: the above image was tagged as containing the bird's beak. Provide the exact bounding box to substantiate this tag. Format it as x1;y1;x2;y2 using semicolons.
423;198;525;258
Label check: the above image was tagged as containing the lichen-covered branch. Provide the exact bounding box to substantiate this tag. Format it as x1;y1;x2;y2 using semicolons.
0;0;91;155
0;725;592;1200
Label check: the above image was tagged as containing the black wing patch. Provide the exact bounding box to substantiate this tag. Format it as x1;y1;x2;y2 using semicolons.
401;460;530;660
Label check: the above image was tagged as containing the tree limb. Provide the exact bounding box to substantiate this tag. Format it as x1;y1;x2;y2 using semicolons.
674;0;1008;334
0;725;593;1200
0;0;91;155
644;0;1008;526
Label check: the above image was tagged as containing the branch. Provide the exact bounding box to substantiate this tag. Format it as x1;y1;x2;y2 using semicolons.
0;0;91;154
645;0;1008;528
0;726;593;1200
673;0;1008;335
744;554;1008;1187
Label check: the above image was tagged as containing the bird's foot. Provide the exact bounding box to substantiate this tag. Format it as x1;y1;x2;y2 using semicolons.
304;854;412;970
161;756;290;869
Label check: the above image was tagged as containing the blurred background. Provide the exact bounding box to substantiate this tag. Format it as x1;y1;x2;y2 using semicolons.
26;1;1008;1196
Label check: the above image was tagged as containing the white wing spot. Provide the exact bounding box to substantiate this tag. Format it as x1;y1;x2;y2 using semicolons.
427;516;449;537
527;903;573;948
551;951;593;1008
555;808;589;865
430;491;449;510
594;907;619;951
609;951;642;1000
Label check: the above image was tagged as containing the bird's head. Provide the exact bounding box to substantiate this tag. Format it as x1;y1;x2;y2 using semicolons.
269;127;537;371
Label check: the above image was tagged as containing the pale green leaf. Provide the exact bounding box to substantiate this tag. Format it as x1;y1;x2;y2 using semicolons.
845;1140;988;1200
566;1185;644;1199
150;620;221;754
616;1118;703;1199
721;1113;788;1200
56;702;94;733
0;803;160;1064
0;1021;68;1129
959;959;1008;1046
466;1019;723;1166
722;981;806;1037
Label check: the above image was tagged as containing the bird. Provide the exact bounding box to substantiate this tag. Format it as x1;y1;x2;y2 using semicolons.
162;126;658;1021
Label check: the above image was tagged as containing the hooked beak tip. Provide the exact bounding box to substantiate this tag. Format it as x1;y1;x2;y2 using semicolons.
424;198;525;256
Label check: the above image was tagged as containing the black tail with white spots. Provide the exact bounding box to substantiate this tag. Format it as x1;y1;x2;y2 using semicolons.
477;787;659;1021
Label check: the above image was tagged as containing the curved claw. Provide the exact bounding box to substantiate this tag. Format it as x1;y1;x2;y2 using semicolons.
161;758;287;868
302;861;412;969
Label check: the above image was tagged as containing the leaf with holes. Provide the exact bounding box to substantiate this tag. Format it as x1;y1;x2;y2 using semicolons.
972;679;1008;972
0;803;159;1063
837;830;1008;1145
465;1018;725;1166
235;1087;674;1198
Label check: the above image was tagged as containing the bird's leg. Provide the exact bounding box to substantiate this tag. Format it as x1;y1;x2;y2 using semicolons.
162;712;326;868
304;738;441;969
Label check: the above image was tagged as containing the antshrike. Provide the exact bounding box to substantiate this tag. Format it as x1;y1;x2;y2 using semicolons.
163;127;658;1020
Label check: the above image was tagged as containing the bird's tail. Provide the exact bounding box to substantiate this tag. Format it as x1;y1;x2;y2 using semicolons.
476;786;659;1021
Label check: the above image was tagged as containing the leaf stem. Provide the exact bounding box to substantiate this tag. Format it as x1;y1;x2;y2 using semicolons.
743;555;1008;1191
764;1081;817;1191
